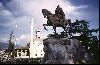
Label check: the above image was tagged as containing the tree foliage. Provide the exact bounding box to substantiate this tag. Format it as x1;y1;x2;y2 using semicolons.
66;19;99;64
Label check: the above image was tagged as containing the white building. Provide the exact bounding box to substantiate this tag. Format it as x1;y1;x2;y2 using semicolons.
29;30;44;58
15;17;44;59
29;17;44;58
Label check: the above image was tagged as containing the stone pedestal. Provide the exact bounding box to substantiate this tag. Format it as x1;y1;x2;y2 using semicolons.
41;37;92;64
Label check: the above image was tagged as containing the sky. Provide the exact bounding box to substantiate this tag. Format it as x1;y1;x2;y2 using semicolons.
0;0;99;47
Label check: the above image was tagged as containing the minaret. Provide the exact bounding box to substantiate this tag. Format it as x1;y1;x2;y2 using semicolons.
30;17;34;58
30;17;34;44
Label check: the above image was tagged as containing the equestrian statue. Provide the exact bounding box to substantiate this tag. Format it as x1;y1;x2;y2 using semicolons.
42;5;71;34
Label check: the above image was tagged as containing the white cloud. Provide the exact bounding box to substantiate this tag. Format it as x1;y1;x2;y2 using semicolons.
0;2;4;9
20;35;25;40
0;37;8;43
64;5;88;14
15;38;19;41
15;0;86;14
15;24;18;28
0;10;12;16
0;2;12;16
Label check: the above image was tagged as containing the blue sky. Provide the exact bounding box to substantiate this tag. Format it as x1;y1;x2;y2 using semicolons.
0;0;99;47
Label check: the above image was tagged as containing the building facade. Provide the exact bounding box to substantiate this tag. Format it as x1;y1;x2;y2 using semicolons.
29;30;44;58
14;48;29;58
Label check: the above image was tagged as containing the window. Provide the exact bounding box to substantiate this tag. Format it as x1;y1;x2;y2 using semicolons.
38;37;40;38
35;54;37;56
22;50;25;53
18;50;21;52
38;45;39;46
41;54;42;56
18;53;21;56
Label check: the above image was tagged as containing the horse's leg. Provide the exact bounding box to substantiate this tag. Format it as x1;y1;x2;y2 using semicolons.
53;25;56;36
47;20;49;24
43;24;48;31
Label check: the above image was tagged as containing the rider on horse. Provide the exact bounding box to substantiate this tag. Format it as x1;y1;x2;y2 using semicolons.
55;5;65;21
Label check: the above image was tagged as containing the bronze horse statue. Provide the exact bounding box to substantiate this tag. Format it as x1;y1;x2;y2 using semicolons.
42;8;71;33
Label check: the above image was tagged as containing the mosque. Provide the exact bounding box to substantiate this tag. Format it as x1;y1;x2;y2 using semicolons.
14;18;44;59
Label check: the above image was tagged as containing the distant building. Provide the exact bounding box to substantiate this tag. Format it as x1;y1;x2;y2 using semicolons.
14;47;29;58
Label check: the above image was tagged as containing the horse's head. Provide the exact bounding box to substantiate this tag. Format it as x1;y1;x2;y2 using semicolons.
42;9;52;18
42;9;47;18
